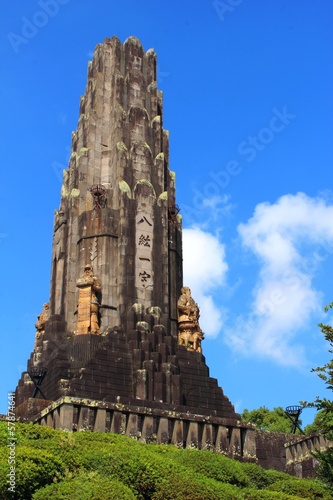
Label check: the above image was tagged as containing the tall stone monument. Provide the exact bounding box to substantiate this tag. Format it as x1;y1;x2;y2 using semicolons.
15;37;256;458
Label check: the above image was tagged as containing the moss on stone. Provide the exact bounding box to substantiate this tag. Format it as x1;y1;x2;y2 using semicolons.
118;180;131;198
155;153;164;162
131;141;152;155
147;306;161;318
70;189;80;198
148;81;157;93
158;191;168;201
132;303;144;314
78;147;89;158
136;321;149;331
134;179;156;198
117;141;128;151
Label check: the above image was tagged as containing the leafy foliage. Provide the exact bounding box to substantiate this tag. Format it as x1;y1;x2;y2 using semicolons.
241;406;301;433
308;302;333;439
267;477;330;498
32;471;136;499
304;409;333;436
0;421;331;499
311;447;333;490
300;302;333;491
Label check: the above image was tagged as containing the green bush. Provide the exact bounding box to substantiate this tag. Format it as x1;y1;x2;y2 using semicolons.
151;473;242;500
32;471;136;499
267;478;332;499
68;440;160;497
16;447;66;499
240;461;273;489
0;421;331;500
0;450;11;499
240;488;304;499
163;447;249;487
312;447;333;489
0;446;66;500
264;468;295;484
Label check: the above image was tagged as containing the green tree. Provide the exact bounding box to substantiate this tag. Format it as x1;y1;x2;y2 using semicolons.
241;406;301;433
304;409;333;436
308;302;333;440
302;302;333;490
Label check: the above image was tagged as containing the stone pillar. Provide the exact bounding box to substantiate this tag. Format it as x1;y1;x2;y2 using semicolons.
215;425;229;454
242;428;256;460
186;422;199;449
141;415;155;443
111;411;126;434
94;408;107;432
59;404;74;431
201;423;214;451
126;413;139;438
157;417;170;444
46;412;53;428
230;427;242;457
134;369;147;400
77;407;90;431
171;420;184;448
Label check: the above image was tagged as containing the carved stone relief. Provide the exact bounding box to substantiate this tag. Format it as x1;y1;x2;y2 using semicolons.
177;286;204;353
135;212;153;290
34;303;50;350
76;264;101;334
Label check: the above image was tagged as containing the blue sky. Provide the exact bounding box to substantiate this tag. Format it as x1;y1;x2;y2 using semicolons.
1;0;333;427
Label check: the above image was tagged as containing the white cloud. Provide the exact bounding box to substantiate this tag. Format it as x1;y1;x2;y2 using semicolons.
225;192;333;366
182;227;228;338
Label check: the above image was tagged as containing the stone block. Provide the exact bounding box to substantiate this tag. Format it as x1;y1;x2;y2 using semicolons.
186;422;199;449
157;417;169;444
111;410;126;434
215;426;229;454
141;415;155;443
94;408;107;432
134;369;147;400
59;404;74;431
77;406;90;431
201;424;214;451
126;413;139;438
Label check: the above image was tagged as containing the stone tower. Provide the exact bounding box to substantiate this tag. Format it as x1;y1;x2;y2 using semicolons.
15;37;256;459
50;35;181;337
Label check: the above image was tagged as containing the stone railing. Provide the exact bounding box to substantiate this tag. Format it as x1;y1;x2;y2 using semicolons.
32;396;257;461
285;433;333;478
